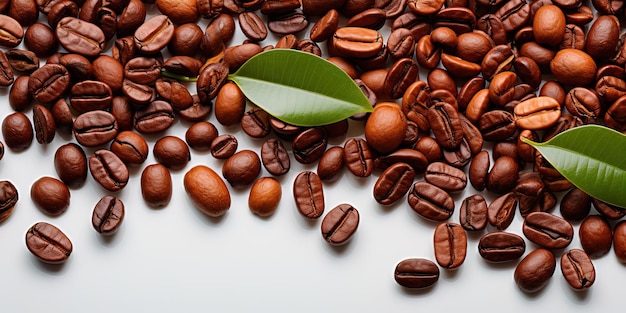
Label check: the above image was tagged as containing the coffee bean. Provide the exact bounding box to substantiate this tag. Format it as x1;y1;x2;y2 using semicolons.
184;165;231;217
459;194;488;231
560;249;595;290
32;104;55;144
427;102;463;150
0;180;18;223
514;248;556;293
373;162;415;205
268;9;309;35
333;27;383;59
487;192;517;230
514;96;561;130
134;14;174;54
343;137;373;177
321;203;359;245
364;103;407;154
261;138;291;176
433;222;467;269
109;131;149;165
248;177;282;217
54;143;87;187
239;11;268;42
69;80;113;114
56;17;105;57
185;121;218;151
133;100;175;134
0;14;24;48
28;63;70;104
579;215;613;258
478;231;526;262
153;136;190;170
394;258;439;289
210;134;238;160
222;150;261;187
241;107;271;138
408;181;454;221
2;111;33;151
73;111;119;147
30;176;70;216
141;164;172;208
425;161;467;192
522;212;573;249
293;171;325;219
293;128;327;165
614;221;626;263
92;195;125;235
25;222;72;264
89;149;129;192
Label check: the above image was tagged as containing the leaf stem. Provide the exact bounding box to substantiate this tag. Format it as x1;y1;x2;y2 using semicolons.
161;70;198;82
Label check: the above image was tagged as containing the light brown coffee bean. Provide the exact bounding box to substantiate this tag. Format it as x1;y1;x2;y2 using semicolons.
248;177;282;217
141;164;172;208
433;222;467;269
184;165;231;217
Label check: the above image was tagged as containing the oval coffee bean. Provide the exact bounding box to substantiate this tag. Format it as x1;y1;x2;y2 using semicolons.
73;111;119;147
427;102;464;150
222;150;261;188
30;176;70;216
408;181;454;221
293;171;325;219
343;137;374;178
56;17;105;57
261;138;290;176
514;248;556;293
373;162;415;205
394;258;440;289
579;215;612;258
141;164;172;208
333;27;384;58
89;150;129;192
424;161;467;192
514;96;561;130
321;203;359;246
560;249;595;290
1;112;33;151
248;177;282;217
28;63;70;104
292;128;327;164
54;143;87;187
487;192;517;230
459;194;488;231
433;222;467;269
134;15;174;54
92;195;125;235
523;212;574;249
133;100;175;134
109;131;149;165
25;222;72;264
478;231;526;262
153;136;191;170
184;165;231;217
32;104;55;144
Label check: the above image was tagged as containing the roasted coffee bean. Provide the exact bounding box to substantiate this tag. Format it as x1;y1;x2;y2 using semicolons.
210;134;238;160
133;100;175;134
28;63;70;104
459;194;488;231
373;162;415;205
261;138;290;176
321;203;360;246
185;121;218;151
0;180;18;223
153;136;190;170
109;98;132;130
384;58;419;99
124;57;161;85
387;28;414;59
293;171;325;219
8;75;30;110
184;165;231;217
56;17;105;57
346;8;385;29
394;258;440;289
310;9;340;42
487;156;519;194
47;1;80;29
585;15;619;61
5;48;38;73
89;149;129;192
178;94;212;122
478;231;526;262
292;128;327;165
239;11;267;41
32;104;55;144
167;23;203;56
223;43;263;72
73;111;118;147
241;107;271;138
315;146;343;182
560;249;595;290
248;176;282;217
523;212;574;249
614;221;626;263
486;192;517;230
24;22;57;57
415;35;440;70
414;136;442;164
140;164;172;208
92;55;124;93
514;96;561;130
514;248;556;293
50;98;73;133
69;80;113;113
25;222;72;264
427;102;463;150
116;0;146;37
222;150;261;188
109;131;148;166
592;197;626;220
333;27;383;59
214;82;246;126
269;117;301;139
433;7;475;34
433;222;467;269
134;14;174;54
30;176;70;216
408;181;454;221
579;215;613;258
425;161;467;192
560;187;591;222
2;112;33;151
550;49;596;87
533;5;566;47
0;14;24;48
92;195;125;235
478;110;517;142
365;103;407;154
564;87;601;124
122;79;155;106
268;9;309;35
54;143;87;187
343;137;373;177
59;53;92;84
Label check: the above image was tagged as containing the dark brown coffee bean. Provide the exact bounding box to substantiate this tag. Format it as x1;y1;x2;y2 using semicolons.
0;180;18;223
140;164;172;208
592;197;626;220
30;176;70;216
408;181;454;221
427;102;464;150
92;195;125;235
321;203;359;245
514;248;556;293
50;98;73;133
478;231;526;262
559;187;591;222
478;110;517;142
2;112;33;151
292;128;327;165
579;215;612;258
123;57;161;85
210;134;238;160
0;14;24;48
560;249;595;290
346;8;386;29
89;149;129;192
459;194;488;231
134;14;174;54
185;121;218;151
343;137;373;177
614;221;626;263
24;22;57;57
373;162;415;205
268;9;309;35
8;75;30;110
56;17;105;57
261;138;290;176
394;258;439;289
488;192;517;230
133;100;175;134
523;212;574;249
222;150;261;188
424;161;467;192
293;171;325;219
28;63;70;104
486;156;519;194
5;48;38;73
32;104;55;144
239;11;267;41
153;136;190;170
69;80;113;114
223;43;263;72
109;98;133;130
109;131;148;166
387;28;414;59
54;143;87;187
8;0;38;27
433;222;467;269
25;222;72;264
585;15;619;61
241;107;271;138
73;111;118;147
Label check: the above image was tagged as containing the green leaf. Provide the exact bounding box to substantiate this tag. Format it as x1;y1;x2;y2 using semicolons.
228;49;373;127
521;125;626;208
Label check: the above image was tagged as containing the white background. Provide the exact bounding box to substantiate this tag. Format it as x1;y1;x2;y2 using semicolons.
1;4;625;313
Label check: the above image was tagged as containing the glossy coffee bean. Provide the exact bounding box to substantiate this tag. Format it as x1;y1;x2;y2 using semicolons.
408;181;454;221
185;121;218;151
133;100;175;134
109;131;149;165
25;222;72;264
343;137;374;178
321;203;359;246
424;162;467;192
2;112;33;151
459;194;488;231
394;258;439;289
222;150;261;188
293;171;325;219
261;138;290;176
427;102;463;150
141;164;172;208
30;176;70;216
0;180;18;223
54;143;87;187
89;150;129;192
241;107;271;138
560;249;595;290
373;162;415;205
514;248;556;293
333;27;383;59
32;104;55;144
28;63;70;104
523;212;574;249
478;231;526;262
134;15;174;54
293;128;327;164
92;195;125;235
153;136;190;170
184;165;231;217
579;215;612;258
56;17;105;57
248;177;282;217
433;222;467;269
73;111;118;147
487;192;517;230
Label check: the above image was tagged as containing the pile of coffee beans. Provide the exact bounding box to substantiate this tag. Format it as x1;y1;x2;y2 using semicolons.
1;0;626;295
